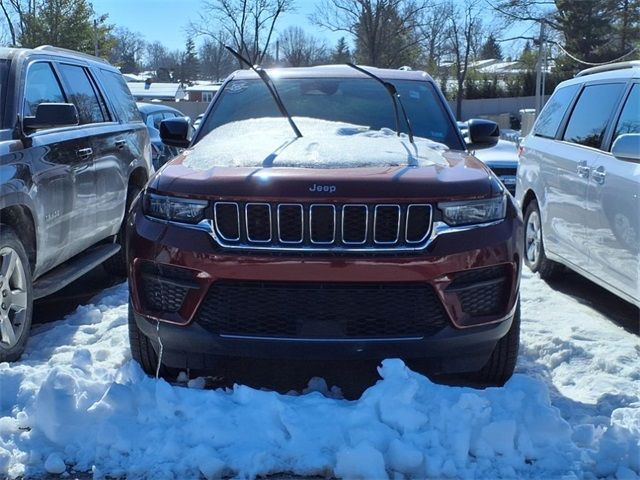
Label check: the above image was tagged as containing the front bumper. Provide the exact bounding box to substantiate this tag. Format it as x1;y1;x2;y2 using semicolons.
126;198;522;373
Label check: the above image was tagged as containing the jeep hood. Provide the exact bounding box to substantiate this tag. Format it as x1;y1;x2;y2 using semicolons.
152;117;499;200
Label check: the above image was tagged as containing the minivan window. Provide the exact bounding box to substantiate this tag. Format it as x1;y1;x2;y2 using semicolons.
198;78;464;150
613;84;640;142
23;62;65;117
58;63;107;124
99;69;142;123
563;83;625;149
533;84;579;139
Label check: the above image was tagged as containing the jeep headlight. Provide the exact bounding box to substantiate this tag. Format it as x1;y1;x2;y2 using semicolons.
143;192;208;224
438;196;506;226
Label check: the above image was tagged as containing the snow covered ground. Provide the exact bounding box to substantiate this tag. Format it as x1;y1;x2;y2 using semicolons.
0;270;638;479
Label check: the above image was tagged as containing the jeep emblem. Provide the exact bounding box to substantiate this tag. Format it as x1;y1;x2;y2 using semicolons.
309;184;336;193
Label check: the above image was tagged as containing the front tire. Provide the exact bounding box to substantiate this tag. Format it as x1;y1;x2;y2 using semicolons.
523;200;563;279
0;226;33;363
128;299;165;377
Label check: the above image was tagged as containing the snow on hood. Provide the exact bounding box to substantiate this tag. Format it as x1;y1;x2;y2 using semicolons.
182;117;449;170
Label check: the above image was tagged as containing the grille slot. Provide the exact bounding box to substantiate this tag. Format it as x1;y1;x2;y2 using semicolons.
195;281;449;338
211;202;433;251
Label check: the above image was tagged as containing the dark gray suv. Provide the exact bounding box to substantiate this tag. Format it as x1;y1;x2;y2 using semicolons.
0;46;152;362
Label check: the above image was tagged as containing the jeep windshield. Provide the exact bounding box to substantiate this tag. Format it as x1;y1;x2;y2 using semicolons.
196;77;464;150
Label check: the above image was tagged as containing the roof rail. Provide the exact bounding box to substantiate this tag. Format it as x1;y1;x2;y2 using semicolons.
576;60;640;77
34;45;109;65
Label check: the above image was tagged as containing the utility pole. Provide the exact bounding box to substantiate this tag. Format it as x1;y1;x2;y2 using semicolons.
534;22;545;119
93;18;98;57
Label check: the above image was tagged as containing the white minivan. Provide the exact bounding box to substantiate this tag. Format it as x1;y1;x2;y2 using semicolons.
516;61;639;306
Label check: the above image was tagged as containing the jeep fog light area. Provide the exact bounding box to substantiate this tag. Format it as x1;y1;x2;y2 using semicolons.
127;60;523;387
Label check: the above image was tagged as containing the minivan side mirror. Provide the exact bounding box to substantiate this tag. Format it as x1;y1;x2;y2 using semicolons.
160;117;191;148
611;134;640;162
23;103;79;131
467;119;500;149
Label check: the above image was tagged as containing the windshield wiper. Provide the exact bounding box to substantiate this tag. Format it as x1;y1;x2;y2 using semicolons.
346;63;415;144
225;46;302;138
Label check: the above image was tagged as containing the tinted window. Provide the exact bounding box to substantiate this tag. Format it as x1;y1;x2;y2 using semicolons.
58;63;106;124
0;60;8;125
533;84;579;139
23;62;65;117
99;69;142;122
563;83;625;149
613;84;640;141
199;78;463;149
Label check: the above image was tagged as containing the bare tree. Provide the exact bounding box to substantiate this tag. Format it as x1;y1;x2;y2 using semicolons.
278;26;328;67
200;37;235;81
0;0;36;46
189;0;294;66
445;0;484;119
108;27;146;73
311;0;430;67
418;1;452;72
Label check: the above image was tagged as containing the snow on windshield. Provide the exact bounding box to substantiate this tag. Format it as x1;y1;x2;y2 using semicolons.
181;117;449;170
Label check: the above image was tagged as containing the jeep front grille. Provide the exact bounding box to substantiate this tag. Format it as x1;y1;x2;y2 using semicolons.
211;202;433;252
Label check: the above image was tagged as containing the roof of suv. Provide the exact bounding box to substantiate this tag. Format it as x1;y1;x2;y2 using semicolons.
557;61;640;89
230;64;435;82
0;45;113;69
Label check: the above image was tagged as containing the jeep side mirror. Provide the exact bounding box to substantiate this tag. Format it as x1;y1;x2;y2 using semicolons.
467;119;500;149
160;117;191;148
23;103;79;131
611;134;640;162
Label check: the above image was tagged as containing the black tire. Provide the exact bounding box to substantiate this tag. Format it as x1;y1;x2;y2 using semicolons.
104;185;142;277
128;299;166;377
523;199;563;279
464;301;521;387
0;226;33;363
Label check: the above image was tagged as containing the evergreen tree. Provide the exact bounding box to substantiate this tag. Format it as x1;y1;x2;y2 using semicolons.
179;37;199;84
479;34;503;60
332;37;351;63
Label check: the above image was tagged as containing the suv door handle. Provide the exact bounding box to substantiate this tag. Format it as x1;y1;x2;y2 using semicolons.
76;148;93;160
592;166;606;184
115;139;127;150
577;161;590;178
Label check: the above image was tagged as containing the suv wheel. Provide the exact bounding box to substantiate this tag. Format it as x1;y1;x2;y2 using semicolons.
128;299;165;377
524;200;563;279
104;186;142;277
0;226;33;363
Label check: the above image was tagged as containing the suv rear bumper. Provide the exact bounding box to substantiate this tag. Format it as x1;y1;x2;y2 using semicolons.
126;198;522;373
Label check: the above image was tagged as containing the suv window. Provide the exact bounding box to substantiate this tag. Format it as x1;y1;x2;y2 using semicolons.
57;63;107;124
0;60;8;125
613;84;640;141
23;62;65;117
98;69;142;123
563;83;625;149
533;84;579;139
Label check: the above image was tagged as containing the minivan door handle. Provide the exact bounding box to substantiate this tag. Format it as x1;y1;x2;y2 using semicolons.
76;148;93;160
576;161;590;178
592;166;606;184
115;139;127;150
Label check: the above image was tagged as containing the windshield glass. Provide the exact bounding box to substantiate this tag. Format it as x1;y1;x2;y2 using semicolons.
0;59;9;126
197;77;463;150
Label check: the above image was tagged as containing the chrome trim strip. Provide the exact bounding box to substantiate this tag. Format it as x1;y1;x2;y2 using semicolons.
431;219;504;237
277;203;304;244
219;334;424;342
213;202;241;241
245;203;272;243
405;204;433;244
309;204;336;244
341;204;369;245
373;204;401;244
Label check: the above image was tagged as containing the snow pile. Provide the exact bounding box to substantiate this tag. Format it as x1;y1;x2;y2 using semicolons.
0;273;638;479
182;117;449;170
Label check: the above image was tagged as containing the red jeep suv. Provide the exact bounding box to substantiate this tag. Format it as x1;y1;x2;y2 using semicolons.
126;65;522;386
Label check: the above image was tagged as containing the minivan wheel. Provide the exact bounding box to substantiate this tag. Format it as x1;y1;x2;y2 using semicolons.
0;226;33;363
524;200;563;279
104;186;142;277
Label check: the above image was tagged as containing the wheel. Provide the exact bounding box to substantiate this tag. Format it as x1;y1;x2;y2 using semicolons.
104;185;142;277
128;299;165;377
523;199;563;279
0;226;33;363
464;301;520;387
